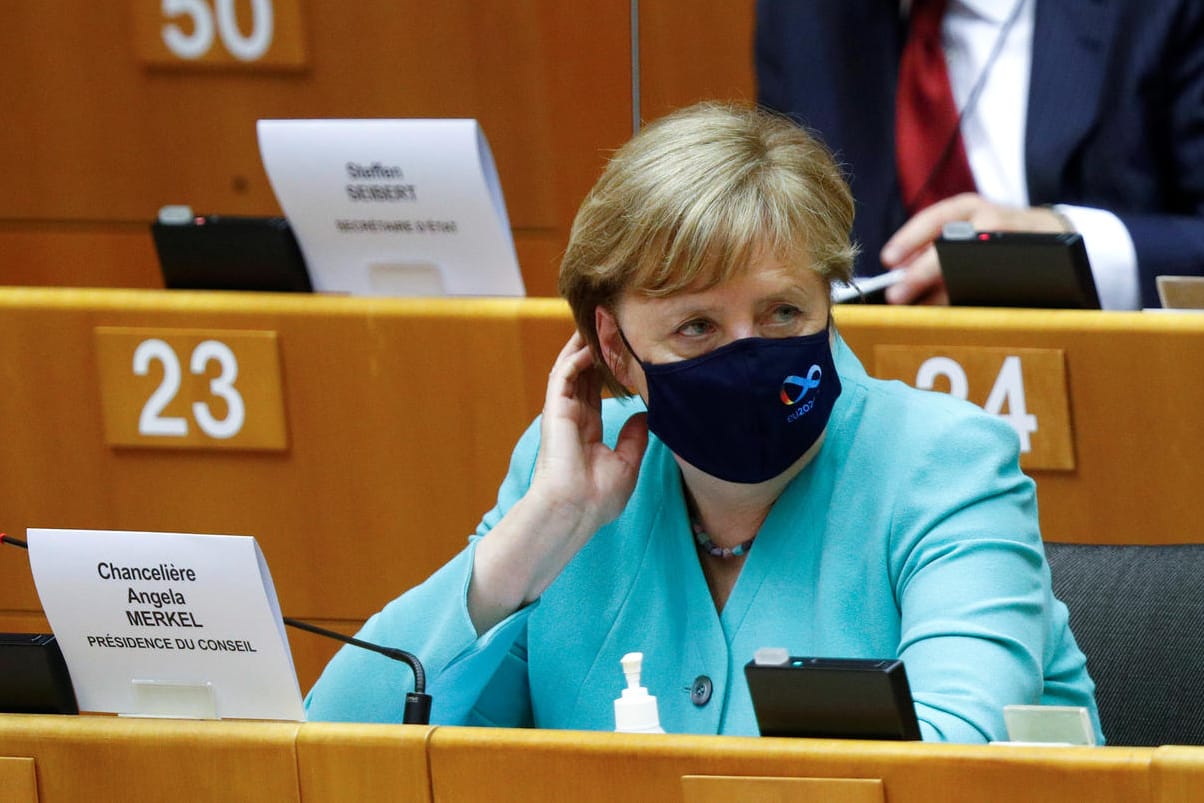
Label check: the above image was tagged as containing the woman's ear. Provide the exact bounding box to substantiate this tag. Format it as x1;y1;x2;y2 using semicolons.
594;305;632;388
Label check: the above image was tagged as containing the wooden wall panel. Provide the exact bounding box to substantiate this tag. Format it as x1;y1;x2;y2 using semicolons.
638;0;756;121
0;223;162;289
1;2;762;296
1;2;634;297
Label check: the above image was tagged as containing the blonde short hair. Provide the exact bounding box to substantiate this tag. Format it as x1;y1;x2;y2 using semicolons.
559;101;857;394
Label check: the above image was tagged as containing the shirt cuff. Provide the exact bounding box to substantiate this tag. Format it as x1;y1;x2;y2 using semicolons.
1053;205;1141;310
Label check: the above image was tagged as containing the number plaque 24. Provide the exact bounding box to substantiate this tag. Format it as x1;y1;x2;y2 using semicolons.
874;345;1076;471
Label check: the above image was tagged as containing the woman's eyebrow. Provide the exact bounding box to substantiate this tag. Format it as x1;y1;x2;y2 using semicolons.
650;297;723;320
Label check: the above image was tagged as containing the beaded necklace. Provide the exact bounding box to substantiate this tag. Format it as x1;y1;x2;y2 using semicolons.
691;517;755;559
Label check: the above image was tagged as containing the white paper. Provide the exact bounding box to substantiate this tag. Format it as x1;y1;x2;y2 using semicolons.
26;528;304;721
257;118;525;297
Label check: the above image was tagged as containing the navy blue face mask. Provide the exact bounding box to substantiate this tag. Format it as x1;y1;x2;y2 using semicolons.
620;328;841;484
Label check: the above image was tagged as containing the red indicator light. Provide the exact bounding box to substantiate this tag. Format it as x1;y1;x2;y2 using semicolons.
977;233;990;240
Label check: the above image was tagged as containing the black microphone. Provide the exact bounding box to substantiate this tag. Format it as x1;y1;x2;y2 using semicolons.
3;532;432;725
282;616;431;725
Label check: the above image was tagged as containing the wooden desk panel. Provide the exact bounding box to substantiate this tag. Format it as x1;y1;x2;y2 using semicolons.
296;722;432;803
0;756;37;803
833;306;1204;544
1152;746;1204;803
0;289;561;690
0;714;301;803
427;728;1153;803
11;716;1202;803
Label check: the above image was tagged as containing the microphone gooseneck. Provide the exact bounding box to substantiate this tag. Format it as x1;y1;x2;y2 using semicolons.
283;616;432;725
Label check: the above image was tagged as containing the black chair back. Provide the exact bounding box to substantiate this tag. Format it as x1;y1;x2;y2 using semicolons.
1045;542;1204;747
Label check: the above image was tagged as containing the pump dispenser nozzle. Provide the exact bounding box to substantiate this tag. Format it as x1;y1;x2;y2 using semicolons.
614;652;664;733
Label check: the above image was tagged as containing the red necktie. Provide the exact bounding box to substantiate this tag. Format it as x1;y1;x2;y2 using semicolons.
895;0;978;214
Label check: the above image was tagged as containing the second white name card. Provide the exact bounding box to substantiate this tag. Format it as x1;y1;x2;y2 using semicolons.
258;118;525;297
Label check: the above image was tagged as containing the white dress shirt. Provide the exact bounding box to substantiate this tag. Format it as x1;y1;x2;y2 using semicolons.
942;0;1140;309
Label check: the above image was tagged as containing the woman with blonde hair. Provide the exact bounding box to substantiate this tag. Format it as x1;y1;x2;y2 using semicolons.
307;101;1101;743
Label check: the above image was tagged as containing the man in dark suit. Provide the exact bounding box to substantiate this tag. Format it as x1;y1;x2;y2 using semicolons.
755;0;1204;308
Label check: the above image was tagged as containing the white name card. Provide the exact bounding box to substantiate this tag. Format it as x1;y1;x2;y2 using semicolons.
26;528;304;721
257;118;525;297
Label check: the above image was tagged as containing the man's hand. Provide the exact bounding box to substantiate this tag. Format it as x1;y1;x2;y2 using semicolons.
879;193;1072;305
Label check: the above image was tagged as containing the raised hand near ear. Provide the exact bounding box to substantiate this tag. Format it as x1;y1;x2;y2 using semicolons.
468;332;647;634
534;331;648;525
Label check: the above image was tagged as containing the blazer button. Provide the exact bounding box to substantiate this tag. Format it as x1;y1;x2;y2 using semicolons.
691;675;713;706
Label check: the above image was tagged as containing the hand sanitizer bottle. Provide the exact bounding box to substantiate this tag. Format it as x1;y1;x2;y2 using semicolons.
613;652;665;733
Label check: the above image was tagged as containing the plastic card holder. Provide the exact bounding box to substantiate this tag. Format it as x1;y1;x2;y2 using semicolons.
1000;704;1096;746
125;679;218;720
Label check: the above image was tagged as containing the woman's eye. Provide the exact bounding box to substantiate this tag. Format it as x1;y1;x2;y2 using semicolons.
677;319;713;337
770;305;803;324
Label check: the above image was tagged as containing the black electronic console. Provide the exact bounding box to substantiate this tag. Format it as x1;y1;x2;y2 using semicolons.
744;651;920;740
0;633;79;715
151;205;313;293
935;223;1100;309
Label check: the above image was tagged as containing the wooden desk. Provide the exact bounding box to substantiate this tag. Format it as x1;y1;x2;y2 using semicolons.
295;722;432;803
427;727;1153;803
15;715;1204;803
0;289;1200;693
833;305;1204;544
0;714;303;803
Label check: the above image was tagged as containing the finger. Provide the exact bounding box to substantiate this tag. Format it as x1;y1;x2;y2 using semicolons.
552;330;585;365
967;204;1066;234
546;334;596;405
881;193;985;267
914;283;950;306
612;412;649;472
589;413;648;520
885;246;943;305
574;362;605;442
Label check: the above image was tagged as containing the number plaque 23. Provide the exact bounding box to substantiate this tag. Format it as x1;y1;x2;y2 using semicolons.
95;328;288;450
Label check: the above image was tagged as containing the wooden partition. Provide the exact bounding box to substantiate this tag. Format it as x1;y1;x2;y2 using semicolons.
0;715;305;803
295;722;432;803
0;288;569;690
1;3;755;296
833;306;1204;545
1;288;1201;693
427;727;1153;803
15;715;1204;803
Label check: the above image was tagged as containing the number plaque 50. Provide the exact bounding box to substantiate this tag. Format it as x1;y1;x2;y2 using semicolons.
95;328;288;451
128;0;307;69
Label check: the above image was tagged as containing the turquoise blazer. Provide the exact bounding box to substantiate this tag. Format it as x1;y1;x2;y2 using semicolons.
306;333;1102;743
